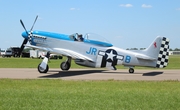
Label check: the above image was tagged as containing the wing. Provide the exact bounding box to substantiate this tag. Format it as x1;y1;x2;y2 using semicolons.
25;45;94;61
25;45;53;52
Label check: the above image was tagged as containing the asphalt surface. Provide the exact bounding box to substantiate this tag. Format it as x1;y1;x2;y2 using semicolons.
0;68;180;80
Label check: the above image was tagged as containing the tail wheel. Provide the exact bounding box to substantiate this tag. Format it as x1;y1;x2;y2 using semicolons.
129;68;134;73
60;62;70;71
38;63;49;73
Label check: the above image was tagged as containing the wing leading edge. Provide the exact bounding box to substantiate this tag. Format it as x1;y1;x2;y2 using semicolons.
25;45;94;62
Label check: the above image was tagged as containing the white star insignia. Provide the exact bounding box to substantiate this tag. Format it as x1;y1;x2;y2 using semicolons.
106;50;116;61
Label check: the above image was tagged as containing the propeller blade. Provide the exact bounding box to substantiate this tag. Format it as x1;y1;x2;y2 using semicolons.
30;15;38;31
19;15;38;57
18;39;28;57
20;19;28;35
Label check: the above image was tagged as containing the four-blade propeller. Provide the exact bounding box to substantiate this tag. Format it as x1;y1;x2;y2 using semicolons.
18;15;38;57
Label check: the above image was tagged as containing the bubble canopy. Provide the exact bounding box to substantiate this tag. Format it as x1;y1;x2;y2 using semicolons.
83;33;113;47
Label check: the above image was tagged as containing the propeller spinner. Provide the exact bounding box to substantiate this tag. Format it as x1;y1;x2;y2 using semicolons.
18;15;38;57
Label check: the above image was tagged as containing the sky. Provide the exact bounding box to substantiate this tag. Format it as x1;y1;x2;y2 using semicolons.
0;0;180;50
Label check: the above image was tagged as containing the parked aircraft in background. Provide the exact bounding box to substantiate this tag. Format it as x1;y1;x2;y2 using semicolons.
19;16;170;73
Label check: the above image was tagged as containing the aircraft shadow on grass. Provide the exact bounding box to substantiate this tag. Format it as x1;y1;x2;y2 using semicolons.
142;72;163;76
39;70;106;78
38;69;164;78
100;71;164;76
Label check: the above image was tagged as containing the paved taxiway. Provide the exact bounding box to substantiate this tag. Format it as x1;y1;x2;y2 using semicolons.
0;68;179;80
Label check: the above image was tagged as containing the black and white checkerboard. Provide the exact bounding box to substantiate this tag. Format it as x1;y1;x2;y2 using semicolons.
156;37;170;68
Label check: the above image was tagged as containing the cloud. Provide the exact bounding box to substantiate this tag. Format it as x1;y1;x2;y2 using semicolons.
119;4;133;8
176;8;180;10
70;8;76;10
141;4;152;8
70;8;80;11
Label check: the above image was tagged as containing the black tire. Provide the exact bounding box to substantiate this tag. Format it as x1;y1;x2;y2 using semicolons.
38;63;49;73
60;62;70;71
129;68;134;73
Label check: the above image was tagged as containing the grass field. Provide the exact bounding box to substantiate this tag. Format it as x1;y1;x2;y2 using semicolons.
0;55;180;69
0;79;180;110
0;56;180;109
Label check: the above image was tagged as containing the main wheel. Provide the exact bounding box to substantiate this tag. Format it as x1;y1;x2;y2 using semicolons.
37;63;49;73
129;68;134;73
60;62;70;71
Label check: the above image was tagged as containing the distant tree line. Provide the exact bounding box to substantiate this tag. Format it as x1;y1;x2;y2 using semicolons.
126;48;180;51
126;48;146;50
169;48;180;51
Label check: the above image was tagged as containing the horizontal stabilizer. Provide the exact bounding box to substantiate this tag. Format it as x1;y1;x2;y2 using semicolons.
136;55;156;61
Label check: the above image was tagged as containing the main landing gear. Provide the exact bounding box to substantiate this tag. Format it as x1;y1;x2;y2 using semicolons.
37;54;72;73
129;68;134;73
60;57;71;71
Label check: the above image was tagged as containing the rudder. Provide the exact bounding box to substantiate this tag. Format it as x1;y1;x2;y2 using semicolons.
156;37;170;68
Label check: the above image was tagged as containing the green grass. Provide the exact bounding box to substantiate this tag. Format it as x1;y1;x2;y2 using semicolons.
0;79;180;110
0;57;179;109
166;55;180;69
0;55;180;69
0;57;85;68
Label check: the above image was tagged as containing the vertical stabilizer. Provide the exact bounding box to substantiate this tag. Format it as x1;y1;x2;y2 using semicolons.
145;37;170;68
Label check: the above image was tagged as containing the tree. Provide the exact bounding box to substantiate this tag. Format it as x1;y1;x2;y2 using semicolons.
130;48;138;50
140;48;146;50
174;48;180;51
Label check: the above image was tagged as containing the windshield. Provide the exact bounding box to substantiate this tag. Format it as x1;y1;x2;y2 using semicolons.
6;50;12;52
84;33;111;44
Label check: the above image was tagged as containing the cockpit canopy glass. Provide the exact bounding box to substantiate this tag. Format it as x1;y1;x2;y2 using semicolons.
83;33;113;47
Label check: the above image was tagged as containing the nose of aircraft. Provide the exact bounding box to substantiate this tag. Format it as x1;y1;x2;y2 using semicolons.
21;31;28;39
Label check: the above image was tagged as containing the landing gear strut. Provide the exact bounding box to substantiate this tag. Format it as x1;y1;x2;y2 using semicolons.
60;57;71;71
129;68;134;73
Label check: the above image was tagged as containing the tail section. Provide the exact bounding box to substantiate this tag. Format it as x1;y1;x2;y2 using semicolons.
145;37;170;68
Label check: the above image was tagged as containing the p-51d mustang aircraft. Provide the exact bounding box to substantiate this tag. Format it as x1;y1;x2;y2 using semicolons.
18;16;170;73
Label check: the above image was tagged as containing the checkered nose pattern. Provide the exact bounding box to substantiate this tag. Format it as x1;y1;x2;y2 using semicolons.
156;37;170;68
